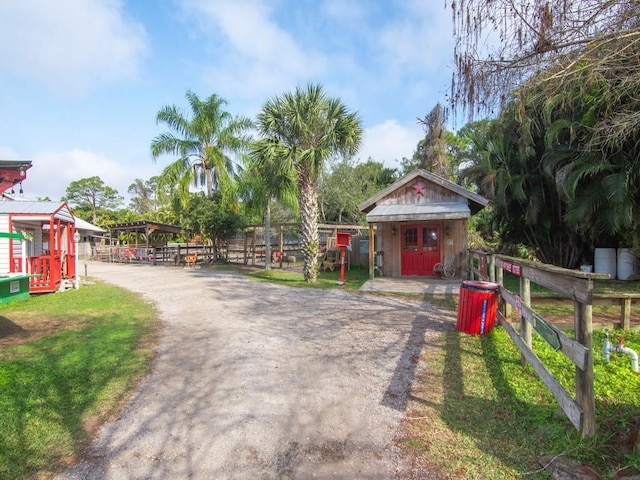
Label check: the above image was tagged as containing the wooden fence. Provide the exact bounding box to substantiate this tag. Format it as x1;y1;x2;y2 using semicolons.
93;244;217;265
238;223;367;267
468;250;639;330
467;249;613;438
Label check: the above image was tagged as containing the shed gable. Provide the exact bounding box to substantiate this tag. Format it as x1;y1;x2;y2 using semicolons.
381;177;467;206
358;169;488;223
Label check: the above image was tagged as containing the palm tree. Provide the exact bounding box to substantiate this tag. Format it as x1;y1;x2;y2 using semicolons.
418;103;448;177
150;90;253;204
239;139;298;269
255;84;363;282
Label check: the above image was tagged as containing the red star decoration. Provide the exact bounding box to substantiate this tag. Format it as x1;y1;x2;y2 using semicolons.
412;181;426;196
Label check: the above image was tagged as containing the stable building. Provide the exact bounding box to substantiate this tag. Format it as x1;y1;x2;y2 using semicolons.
358;169;488;279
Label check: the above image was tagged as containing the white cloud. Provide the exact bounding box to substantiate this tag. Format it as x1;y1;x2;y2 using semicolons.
19;149;157;203
178;0;326;100
377;2;454;76
0;0;147;95
320;0;367;22
360;119;423;167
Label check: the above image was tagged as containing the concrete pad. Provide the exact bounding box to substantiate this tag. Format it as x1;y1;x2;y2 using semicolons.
360;277;461;295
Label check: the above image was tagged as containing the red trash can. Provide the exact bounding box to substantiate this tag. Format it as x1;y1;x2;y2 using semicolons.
457;280;499;335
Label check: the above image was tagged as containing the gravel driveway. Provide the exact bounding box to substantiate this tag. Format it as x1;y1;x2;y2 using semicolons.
57;261;456;479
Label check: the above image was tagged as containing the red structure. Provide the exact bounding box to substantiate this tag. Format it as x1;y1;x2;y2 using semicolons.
0;160;31;195
0;201;77;293
0;161;78;294
456;280;499;335
335;232;352;286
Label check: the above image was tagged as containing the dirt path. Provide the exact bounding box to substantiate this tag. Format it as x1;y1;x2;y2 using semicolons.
57;262;455;479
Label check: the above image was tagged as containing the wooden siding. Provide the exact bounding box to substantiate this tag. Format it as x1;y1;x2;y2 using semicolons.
358;168;488;214
381;180;467;206
375;219;468;278
0;216;9;272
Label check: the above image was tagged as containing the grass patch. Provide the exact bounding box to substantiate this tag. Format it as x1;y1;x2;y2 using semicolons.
400;325;640;479
247;264;371;291
0;282;158;479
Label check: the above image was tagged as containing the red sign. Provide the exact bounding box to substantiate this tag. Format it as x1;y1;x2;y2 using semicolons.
498;259;521;277
479;254;487;276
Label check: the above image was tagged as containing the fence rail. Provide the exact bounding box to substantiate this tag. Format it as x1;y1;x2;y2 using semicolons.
467;249;615;438
468;250;638;329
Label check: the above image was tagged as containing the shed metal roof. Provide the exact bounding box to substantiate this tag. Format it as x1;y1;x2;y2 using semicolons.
75;217;105;233
0;201;74;223
366;202;470;223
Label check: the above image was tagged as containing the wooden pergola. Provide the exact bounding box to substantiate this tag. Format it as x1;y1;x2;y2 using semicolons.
108;221;184;250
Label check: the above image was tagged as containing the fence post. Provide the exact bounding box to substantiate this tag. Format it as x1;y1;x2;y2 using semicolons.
243;230;248;265
575;299;596;437
279;225;284;268
496;263;506;319
368;224;375;279
468;251;474;280
621;297;631;330
489;254;495;283
520;276;532;367
251;227;257;266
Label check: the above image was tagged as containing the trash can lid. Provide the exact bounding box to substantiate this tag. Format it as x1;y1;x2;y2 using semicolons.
462;280;499;291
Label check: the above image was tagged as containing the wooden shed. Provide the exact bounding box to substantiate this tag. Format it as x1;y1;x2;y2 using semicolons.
358;169;488;279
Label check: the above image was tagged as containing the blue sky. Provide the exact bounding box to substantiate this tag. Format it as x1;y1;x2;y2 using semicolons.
0;0;455;203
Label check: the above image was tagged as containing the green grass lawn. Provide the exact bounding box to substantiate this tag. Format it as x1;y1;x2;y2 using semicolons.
248;263;372;290
0;282;158;479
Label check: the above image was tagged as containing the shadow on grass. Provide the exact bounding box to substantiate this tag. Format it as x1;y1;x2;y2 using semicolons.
381;296;457;411
0;314;152;478
400;321;575;477
439;332;569;472
0;315;27;340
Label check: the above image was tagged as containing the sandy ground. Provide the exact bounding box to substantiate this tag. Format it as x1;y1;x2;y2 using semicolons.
56;261;456;479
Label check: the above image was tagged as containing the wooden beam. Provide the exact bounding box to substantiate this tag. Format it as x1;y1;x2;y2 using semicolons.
489;254;495;283
368;223;375;279
495;254;607;304
520;276;532;367
622;297;632;330
522;265;594;304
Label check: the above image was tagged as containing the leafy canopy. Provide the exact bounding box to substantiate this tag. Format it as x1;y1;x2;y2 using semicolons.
150;90;253;204
62;176;123;225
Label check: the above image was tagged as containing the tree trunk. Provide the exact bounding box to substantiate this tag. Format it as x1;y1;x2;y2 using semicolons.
298;171;319;283
205;166;213;197
92;199;97;224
